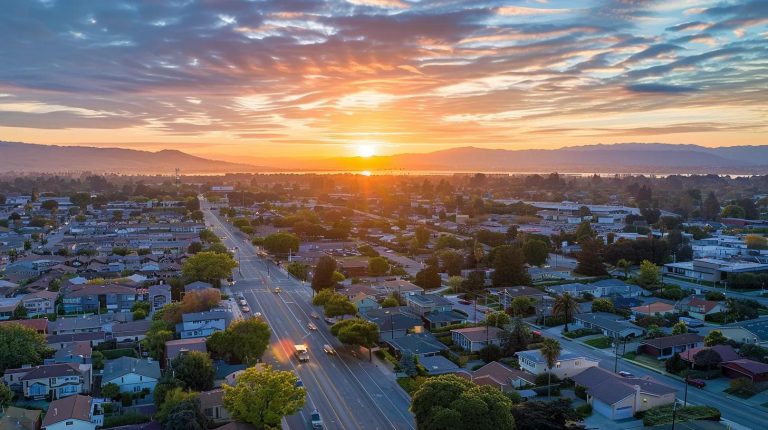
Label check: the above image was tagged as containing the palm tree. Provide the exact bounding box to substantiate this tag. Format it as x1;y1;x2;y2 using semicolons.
553;292;579;332
617;258;630;278
540;338;562;400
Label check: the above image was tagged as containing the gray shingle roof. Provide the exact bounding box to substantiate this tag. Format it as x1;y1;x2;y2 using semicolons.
103;356;161;382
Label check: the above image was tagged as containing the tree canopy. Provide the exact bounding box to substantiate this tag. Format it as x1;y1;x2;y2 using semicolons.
263;232;300;256
0;323;52;371
411;374;515;430
182;251;237;287
491;245;530;287
368;256;390;277
171;351;215;391
311;255;337;292
222;365;306;429
207;317;271;365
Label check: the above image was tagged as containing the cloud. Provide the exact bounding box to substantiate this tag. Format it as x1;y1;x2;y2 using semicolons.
625;83;698;93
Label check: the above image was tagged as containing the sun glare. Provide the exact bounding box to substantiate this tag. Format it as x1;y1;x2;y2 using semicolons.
356;143;377;158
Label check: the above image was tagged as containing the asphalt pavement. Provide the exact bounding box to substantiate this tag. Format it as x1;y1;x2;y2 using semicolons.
203;201;415;430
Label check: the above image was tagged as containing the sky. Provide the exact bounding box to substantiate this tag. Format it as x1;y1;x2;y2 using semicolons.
0;0;766;161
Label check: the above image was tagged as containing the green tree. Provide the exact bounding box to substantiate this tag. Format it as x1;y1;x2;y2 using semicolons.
591;298;614;314
187;241;203;254
164;399;208;430
705;330;728;346
553;293;579;332
189;210;204;222
182;251;237;287
101;382;120;400
0;382;12;409
575;221;595;240
381;295;399;308
439;250;465;277
510;296;532;317
435;234;464;250
491;245;530;287
647;325;664;339
324;294;357;318
616;258;631;278
701;192;720;221
415;265;442;290
156;388;199;423
745;235;768;250
485;311;511;328
222;365;306;430
523;239;549;267
511;399;577;430
311;255;337;292
143;322;174;361
92;351;105;370
415;225;430;247
154;374;185;409
368;256;390;277
263;232;300;256
672;320;688;335
575;239;607;276
171;351;215;391
199;229;220;244
540;338;562;400
12;303;27;320
207;317;271;365
720;204;745;219
285;262;309;281
331;319;380;361
311;288;336;307
411;374;515;430
447;275;464;292
0;323;52;370
502;318;530;356
479;344;503;363
693;349;722;370
636;260;660;289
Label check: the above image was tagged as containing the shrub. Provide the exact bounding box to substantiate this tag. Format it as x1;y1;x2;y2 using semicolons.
575;403;592;418
564;328;600;339
575;385;587;400
534;372;561;386
642;405;720;426
103;413;150;428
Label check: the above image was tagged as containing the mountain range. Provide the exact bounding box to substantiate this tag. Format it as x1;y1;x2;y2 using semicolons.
0;141;260;174
1;141;766;175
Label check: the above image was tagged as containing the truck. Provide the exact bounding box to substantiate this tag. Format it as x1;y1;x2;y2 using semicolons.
294;344;309;362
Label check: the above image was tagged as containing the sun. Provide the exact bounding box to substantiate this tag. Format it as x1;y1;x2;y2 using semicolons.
356;143;377;158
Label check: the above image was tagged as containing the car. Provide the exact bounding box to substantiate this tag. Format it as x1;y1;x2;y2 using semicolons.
687;378;706;388
310;410;323;430
296;379;304;388
323;344;336;355
324;317;337;325
311;311;320;319
618;371;635;378
458;299;471;305
308;322;318;331
242;306;250;313
239;299;247;306
274;287;281;293
254;312;262;317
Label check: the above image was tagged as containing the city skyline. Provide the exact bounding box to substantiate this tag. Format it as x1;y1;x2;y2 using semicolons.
0;0;766;161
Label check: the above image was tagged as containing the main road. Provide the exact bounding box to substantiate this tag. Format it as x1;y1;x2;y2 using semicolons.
201;199;415;430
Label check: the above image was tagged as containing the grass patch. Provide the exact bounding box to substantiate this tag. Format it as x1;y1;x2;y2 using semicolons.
642;405;720;426
584;336;612;349
102;348;138;360
564;328;600;339
623;351;637;360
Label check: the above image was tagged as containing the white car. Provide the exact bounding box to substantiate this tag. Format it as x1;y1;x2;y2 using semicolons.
323;344;335;355
308;322;318;331
618;371;635;378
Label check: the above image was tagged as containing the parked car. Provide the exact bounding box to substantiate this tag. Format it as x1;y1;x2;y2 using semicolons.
254;312;262;317
323;344;336;355
458;299;471;305
242;306;250;313
618;371;635;378
687;378;706;388
311;311;320;319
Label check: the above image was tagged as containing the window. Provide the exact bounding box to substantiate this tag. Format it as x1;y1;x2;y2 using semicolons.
575;361;581;366
66;421;74;426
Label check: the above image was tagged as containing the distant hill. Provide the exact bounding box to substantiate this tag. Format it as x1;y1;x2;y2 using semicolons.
314;143;768;174
0;141;261;174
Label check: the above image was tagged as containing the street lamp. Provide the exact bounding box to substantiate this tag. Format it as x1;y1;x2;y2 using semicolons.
384;310;394;340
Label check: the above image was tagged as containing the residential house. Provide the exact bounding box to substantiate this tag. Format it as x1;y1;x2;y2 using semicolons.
721;359;768;382
164;338;208;367
638;334;704;360
488;286;547;309
573;313;645;339
573;367;676;420
717;326;764;346
47;332;106;351
456;361;535;392
422;310;467;330
0;318;48;334
591;279;647;298
516;349;599;379
630;301;677;317
680;297;725;320
50;342;93;365
102;357;161;394
545;283;598;298
199;389;231;424
384;332;447;359
62;284;138;313
20;290;58;316
450;326;505;352
351;293;380;314
361;307;423;341
49;314;113;335
338;284;383;301
112;320;152;343
184;281;214;293
176;309;232;339
3;363;90;400
679;344;740;365
663;258;768;283
375;279;424;297
148;284;171;312
41;395;104;430
0;298;21;320
418;355;461;375
0;406;42;430
406;294;453;316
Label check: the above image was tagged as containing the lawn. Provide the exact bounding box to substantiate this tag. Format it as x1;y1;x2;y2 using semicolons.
642;405;720;426
584;336;612;349
102;348;138;360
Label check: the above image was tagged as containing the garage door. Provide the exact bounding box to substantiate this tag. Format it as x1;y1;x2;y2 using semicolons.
614;406;634;420
593;400;613;418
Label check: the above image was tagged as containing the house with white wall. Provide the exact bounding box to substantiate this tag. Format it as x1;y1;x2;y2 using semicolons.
102;357;160;393
515;349;599;379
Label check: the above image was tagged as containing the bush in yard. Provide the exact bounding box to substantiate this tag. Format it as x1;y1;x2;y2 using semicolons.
728;377;757;397
575;385;587;399
534;372;560;386
479;344;503;363
575;403;592;418
642;405;720;426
